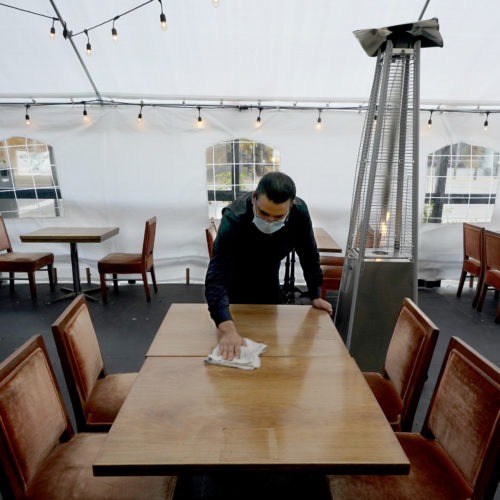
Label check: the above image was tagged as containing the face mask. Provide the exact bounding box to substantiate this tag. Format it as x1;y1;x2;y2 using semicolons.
253;216;286;234
252;203;288;234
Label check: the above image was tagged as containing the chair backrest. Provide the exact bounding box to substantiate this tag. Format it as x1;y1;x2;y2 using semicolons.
0;335;73;499
422;336;500;499
141;216;157;267
0;215;13;253
463;223;484;264
484;229;500;272
384;297;439;431
51;295;105;431
205;221;218;258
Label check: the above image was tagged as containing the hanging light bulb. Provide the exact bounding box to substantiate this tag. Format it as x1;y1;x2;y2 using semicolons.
111;18;118;41
197;106;203;128
82;103;89;121
255;107;262;127
159;0;167;31
211;0;221;7
315;109;323;130
25;104;30;125
427;110;433;128
484;111;490;131
50;19;56;39
137;104;143;123
85;30;92;55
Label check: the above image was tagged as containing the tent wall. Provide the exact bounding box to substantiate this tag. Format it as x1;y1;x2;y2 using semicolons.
0;105;499;285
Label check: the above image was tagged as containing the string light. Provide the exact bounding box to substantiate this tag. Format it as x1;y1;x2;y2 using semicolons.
484;111;490;131
211;0;221;7
24;104;30;125
197;106;203;127
137;103;143;123
82;102;89;121
427;110;433;128
84;30;92;55
111;17;118;40
255;107;262;127
315;109;323;130
50;19;56;39
159;0;167;31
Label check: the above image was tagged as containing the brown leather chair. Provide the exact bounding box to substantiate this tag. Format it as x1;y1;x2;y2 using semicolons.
476;229;500;322
363;297;439;432
328;336;500;500
205;220;218;258
0;215;55;300
319;255;344;300
51;295;137;432
98;216;158;303
457;222;484;307
0;335;177;500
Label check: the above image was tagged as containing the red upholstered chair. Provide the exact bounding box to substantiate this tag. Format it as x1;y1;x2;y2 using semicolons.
456;222;484;307
0;215;55;300
363;297;439;432
328;336;500;500
0;335;176;500
205;220;218;258
51;295;136;432
476;229;500;322
98;216;158;303
319;255;344;300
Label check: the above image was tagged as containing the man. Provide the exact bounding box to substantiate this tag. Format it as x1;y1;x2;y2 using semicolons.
205;171;333;360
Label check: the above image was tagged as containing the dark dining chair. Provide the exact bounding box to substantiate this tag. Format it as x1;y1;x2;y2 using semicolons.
0;335;177;500
363;297;439;432
456;222;484;307
51;295;137;432
0;215;55;300
98;216;157;302
328;336;500;500
476;228;500;322
319;255;344;300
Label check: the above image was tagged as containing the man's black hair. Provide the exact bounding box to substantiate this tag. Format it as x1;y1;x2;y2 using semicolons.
255;172;296;203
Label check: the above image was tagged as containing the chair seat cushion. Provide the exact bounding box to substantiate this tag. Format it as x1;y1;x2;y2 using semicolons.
98;253;142;273
0;252;53;272
463;258;481;276
485;268;500;289
26;432;176;499
327;433;472;500
86;373;137;427
363;372;403;430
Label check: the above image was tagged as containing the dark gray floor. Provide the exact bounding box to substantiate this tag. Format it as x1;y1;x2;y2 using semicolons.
0;280;498;499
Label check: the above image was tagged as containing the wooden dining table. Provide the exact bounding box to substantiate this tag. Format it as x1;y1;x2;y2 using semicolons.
93;303;409;477
20;226;119;302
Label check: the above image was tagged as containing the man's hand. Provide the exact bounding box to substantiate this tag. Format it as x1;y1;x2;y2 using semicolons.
312;297;333;315
217;320;245;360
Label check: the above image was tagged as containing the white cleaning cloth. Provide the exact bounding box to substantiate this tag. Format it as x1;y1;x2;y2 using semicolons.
205;338;268;370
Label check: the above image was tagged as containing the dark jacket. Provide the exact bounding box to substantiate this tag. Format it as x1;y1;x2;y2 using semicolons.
205;192;323;325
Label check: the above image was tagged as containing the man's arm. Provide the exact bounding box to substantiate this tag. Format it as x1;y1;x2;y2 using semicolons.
204;216;245;359
294;201;333;315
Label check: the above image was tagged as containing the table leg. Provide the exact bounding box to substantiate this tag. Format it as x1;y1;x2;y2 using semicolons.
53;242;99;303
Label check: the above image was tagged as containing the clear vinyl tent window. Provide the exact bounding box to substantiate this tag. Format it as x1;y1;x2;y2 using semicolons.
0;137;63;218
423;142;499;224
206;139;280;219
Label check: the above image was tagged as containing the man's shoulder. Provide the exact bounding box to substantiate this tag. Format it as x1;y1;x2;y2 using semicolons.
222;193;252;220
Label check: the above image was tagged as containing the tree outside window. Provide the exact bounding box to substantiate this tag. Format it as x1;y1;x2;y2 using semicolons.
0;136;63;218
423;142;499;223
206;139;280;219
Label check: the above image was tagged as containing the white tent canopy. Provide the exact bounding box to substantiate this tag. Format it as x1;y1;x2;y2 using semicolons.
1;0;499;285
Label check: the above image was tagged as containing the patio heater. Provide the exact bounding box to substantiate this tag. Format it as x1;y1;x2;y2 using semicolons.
335;19;443;371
